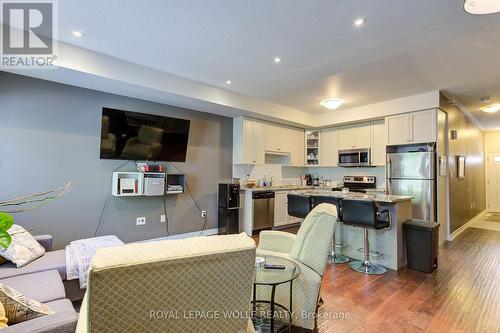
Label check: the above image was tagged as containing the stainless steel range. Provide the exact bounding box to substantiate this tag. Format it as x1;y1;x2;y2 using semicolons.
341;176;376;193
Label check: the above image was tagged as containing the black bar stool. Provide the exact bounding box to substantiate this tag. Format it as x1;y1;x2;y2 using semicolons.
341;199;391;275
287;194;312;218
311;196;349;264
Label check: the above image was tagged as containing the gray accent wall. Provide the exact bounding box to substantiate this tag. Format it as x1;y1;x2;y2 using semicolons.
440;94;486;233
0;72;233;248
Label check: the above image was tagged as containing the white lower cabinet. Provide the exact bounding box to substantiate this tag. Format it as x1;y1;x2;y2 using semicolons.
274;191;301;227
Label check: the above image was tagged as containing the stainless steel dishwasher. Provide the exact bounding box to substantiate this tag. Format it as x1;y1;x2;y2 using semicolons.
252;191;275;232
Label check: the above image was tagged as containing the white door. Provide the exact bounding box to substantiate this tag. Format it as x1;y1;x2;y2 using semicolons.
411;110;436;143
487;153;500;212
320;127;339;166
386;114;410;145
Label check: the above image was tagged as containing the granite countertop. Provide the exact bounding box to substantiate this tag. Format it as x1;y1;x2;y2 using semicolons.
241;185;318;192
297;190;413;203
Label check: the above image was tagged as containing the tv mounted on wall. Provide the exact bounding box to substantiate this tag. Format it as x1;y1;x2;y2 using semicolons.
100;107;191;162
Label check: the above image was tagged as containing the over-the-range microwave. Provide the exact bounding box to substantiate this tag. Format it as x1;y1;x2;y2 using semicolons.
338;148;371;167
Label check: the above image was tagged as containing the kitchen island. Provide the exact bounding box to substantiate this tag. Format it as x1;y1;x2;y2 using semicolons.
295;190;413;270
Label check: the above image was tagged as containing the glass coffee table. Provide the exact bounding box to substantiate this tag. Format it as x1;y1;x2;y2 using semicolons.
252;255;301;333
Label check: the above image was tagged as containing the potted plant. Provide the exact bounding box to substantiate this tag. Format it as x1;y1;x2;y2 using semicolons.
0;212;13;249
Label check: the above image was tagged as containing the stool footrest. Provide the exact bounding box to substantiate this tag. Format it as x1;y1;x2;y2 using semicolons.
356;248;383;258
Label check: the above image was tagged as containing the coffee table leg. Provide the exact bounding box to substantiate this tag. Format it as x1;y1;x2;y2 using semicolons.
253;283;256;313
270;285;276;333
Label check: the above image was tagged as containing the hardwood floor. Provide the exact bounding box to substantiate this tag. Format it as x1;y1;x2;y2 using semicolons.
256;227;500;333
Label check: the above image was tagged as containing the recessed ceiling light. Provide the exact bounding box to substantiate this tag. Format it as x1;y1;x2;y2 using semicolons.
480;104;500;113
225;80;232;85
464;0;500;14
72;31;84;38
353;18;366;27
320;98;345;110
274;57;282;63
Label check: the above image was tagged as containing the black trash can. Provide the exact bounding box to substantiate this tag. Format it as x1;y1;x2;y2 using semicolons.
404;219;440;273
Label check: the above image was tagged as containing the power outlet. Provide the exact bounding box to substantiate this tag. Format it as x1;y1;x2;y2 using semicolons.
160;214;166;223
136;217;146;226
201;210;207;218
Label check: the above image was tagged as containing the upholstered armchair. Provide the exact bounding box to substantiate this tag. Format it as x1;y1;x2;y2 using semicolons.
256;203;337;331
76;233;256;333
121;125;164;160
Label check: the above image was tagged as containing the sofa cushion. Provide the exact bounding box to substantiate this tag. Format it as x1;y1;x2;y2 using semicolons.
44;299;75;314
0;302;7;328
0;225;45;268
0;270;65;303
0;249;66;280
0;282;54;324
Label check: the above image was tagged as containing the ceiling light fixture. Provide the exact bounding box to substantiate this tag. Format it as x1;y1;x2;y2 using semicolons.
72;31;84;38
225;80;232;85
353;18;366;27
274;57;282;63
464;0;500;14
480;104;500;113
320;98;345;110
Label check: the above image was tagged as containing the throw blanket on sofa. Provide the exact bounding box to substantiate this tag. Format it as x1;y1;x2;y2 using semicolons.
66;235;124;289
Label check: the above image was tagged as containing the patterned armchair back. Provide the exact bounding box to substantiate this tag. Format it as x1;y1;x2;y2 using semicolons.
84;234;256;333
290;203;337;276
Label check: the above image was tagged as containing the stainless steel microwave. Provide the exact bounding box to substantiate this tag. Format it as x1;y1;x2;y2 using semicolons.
338;148;371;167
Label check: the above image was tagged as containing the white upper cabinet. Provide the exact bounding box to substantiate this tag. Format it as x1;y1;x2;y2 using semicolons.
386;110;436;145
338;122;371;150
264;123;291;153
370;120;386;166
411;110;437;144
320;127;339;166
291;128;305;166
233;117;264;164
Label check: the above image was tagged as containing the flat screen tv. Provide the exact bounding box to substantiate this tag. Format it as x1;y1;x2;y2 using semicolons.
100;107;190;162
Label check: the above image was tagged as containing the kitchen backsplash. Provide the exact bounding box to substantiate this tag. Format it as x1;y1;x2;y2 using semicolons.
233;164;386;188
309;166;386;189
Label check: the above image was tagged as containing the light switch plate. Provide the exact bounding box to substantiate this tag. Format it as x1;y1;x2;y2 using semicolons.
160;214;166;223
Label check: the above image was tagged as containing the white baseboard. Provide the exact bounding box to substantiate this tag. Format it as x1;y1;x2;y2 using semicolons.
137;228;220;243
448;210;488;241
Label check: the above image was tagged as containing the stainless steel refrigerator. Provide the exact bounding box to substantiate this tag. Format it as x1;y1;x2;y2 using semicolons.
387;150;436;221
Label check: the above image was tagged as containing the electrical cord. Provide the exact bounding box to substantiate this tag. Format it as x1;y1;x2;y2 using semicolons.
94;160;131;237
163;194;169;236
169;162;208;236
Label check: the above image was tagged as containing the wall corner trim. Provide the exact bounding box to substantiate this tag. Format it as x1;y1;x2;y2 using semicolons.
447;210;488;241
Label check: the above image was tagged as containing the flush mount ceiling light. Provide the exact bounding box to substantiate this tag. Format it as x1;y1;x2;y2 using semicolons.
225;80;232;85
480;104;500;113
273;57;282;63
464;0;500;14
320;98;345;110
72;31;84;38
353;18;366;27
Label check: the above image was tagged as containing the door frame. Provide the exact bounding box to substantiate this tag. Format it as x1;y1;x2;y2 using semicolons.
486;152;500;213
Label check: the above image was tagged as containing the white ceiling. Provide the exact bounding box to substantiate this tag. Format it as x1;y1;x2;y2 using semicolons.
4;0;500;128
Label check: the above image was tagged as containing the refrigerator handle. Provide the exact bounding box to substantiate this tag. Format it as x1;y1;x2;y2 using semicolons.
386;157;392;179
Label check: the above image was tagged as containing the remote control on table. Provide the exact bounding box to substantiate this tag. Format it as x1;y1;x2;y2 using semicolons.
264;264;286;270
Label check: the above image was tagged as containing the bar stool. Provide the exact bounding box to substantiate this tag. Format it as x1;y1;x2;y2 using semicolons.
341;199;391;275
287;194;312;218
311;196;350;264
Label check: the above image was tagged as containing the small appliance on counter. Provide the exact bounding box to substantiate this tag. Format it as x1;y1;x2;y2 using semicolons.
218;183;240;234
340;176;377;193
